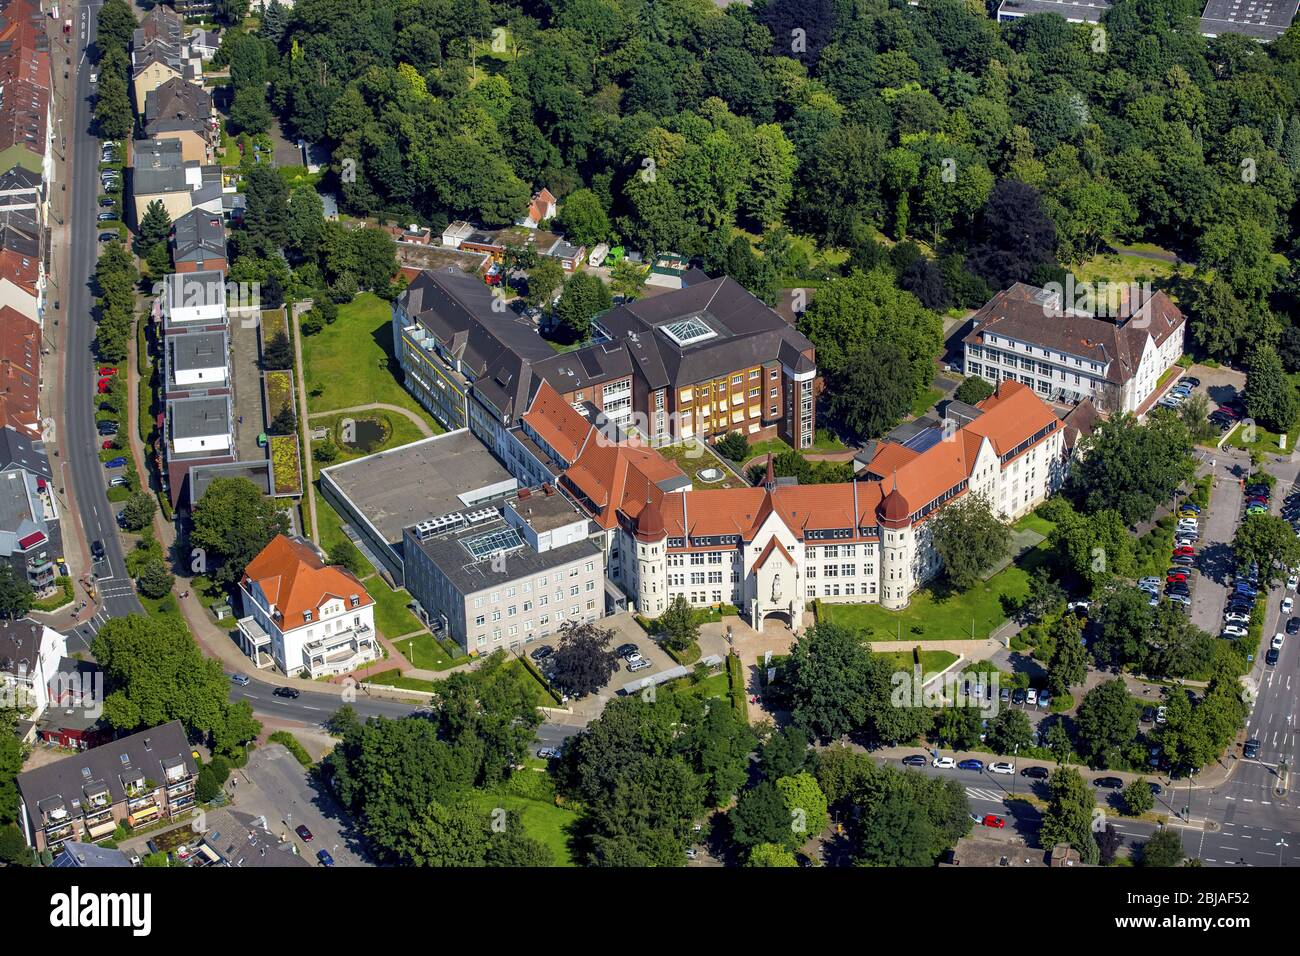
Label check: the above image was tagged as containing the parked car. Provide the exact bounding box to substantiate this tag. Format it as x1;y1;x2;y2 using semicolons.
901;754;927;767
988;762;1015;775
97;232;115;243
98;196;115;208
627;658;651;672
932;756;956;769
1011;689;1028;705
1138;576;1162;589
1141;706;1156;723
103;456;126;468
1093;776;1124;789
615;643;638;658
1173;545;1195;557
316;849;334;867
1272;633;1285;650
1025;688;1038;706
1224;613;1250;625
957;759;984;772
1037;691;1052;709
529;645;553;663
1179;376;1200;388
96;212;115;222
273;686;300;699
294;824;313;842
1171;555;1195;567
537;747;562;759
1156;706;1168;724
1222;625;1248;639
1021;766;1049;780
982;815;1006;829
1148;782;1163;796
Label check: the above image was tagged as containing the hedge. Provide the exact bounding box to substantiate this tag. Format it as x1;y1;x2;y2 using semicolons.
268;731;312;767
518;654;563;706
726;652;748;724
33;578;74;611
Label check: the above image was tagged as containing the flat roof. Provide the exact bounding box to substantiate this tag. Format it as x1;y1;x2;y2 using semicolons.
320;429;516;548
409;516;601;596
1200;0;1298;37
508;488;586;533
170;329;226;372
169;394;230;440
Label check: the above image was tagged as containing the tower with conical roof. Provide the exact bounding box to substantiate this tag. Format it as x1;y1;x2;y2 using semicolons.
633;496;668;616
877;474;913;610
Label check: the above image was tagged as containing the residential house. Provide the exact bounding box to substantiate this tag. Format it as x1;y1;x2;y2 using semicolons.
170;209;227;273
0;464;60;595
536;231;585;272
236;534;378;677
196;807;312;867
133;137;193;222
49;842;135;867
0;164;43;225
962;282;1186;415
131;46;187;115
187;27;221;61
162;393;234;507
159;269;227;335
163;328;228;398
173;0;220;18
0;304;39;435
37;657;107;751
518;188;556;228
143;77;217;164
0;617;65;719
0;0;53;187
16;720;199;852
0;209;42;322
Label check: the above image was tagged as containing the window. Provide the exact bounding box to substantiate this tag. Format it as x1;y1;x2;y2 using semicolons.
474;615;485;626
732;375;743;385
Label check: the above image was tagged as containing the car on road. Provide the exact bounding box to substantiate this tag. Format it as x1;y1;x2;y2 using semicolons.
90;539;105;561
1021;766;1049;780
988;762;1014;775
932;756;956;769
272;686;300;699
316;849;334;866
1244;739;1261;759
1288;617;1300;635
294;824;313;842
229;673;250;686
902;754;927;767
1148;782;1163;795
528;645;553;662
1272;633;1285;650
1266;647;1280;665
537;747;562;759
957;759;984;771
982;814;1006;828
1093;776;1124;789
1222;625;1248;639
1285;598;1295;615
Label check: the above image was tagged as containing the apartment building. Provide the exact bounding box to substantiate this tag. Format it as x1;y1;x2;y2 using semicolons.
402;487;605;655
0;617;65;719
16;720;198;852
170;209;227;272
236;535;377;677
555;380;1064;622
962;282;1185;415
143;77;217;164
0;463;59;595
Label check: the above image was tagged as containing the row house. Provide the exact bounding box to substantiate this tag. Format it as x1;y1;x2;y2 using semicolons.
16;721;198;852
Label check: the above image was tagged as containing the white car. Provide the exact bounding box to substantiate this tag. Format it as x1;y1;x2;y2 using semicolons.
932;756;956;769
1026;688;1038;705
1224;613;1250;625
1285;598;1295;615
988;762;1015;775
1272;633;1285;650
1222;625;1248;638
1289;575;1299;591
1155;706;1168;724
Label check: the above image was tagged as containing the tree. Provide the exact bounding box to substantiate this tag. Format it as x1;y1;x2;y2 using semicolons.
609;259;649;301
1039;767;1099;864
121;492;157;532
1232;513;1300;587
547;620;619;697
0;565;32;620
953;376;995;405
759;726;811;781
775;771;830;847
746;842;798;867
1075;679;1138;767
263;330;293;371
270;406;297;435
1141;828;1186;867
1046;613;1088;697
526;259;566;310
558;189;610;245
1092;586;1152;667
657;594;699;653
1097;823;1123;865
731;780;794;848
966;180;1058;288
1124;778;1155;816
825;343;916;441
327;540;366;577
785;623;872;739
929;493;1011;590
554;271;612;342
93;70;132;140
1245;343;1299;434
138;201;172;251
136;559;175;600
715;431;750;462
258;0;291;46
1070;414;1195;525
190;477;290;585
855;786;945;867
1021;566;1066;623
986;707;1034;755
96;0;136;51
0;732;23;824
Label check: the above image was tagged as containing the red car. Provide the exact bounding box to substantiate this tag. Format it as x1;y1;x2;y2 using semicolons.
295;824;313;842
1167;574;1187;585
1173;546;1195;557
100;439;114;450
982;814;1006;829
98;366;117;376
1218;406;1242;420
96;378;112;393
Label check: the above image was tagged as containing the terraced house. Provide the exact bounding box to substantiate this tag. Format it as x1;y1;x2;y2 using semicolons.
552;380;1065;624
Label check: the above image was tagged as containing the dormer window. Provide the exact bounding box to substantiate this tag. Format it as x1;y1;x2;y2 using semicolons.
303;610;313;623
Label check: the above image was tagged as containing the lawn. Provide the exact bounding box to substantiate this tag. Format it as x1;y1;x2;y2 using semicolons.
302;292;437;427
504;658;559;708
311;485;376;575
1074;248;1186;288
871;649;959;675
909;386;943;420
466;790;578;866
393;631;471;671
746;428;849;461
656;439;745;488
362;575;424;639
1224;378;1300;454
663;671;729;702
309;409;433;465
364;668;436;693
817;559;1036;643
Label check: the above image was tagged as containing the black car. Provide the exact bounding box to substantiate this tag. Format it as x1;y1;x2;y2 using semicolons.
1141;706;1156;723
901;754;927;767
1179;377;1201;388
273;686;300;699
1266;647;1280;665
528;644;553;662
1287;617;1300;635
1093;776;1124;789
615;643;638;658
98;232;116;242
1148;782;1163;795
1021;766;1049;780
1244;739;1261;760
98;196;115;207
90;539;105;561
1011;689;1028;705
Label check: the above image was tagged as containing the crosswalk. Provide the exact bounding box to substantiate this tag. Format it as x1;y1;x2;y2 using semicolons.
965;787;1008;804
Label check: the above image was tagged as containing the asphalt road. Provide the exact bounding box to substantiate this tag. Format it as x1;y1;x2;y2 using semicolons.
64;0;141;640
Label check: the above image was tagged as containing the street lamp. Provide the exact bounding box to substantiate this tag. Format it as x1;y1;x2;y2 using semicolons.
1278;837;1290;867
1011;744;1019;797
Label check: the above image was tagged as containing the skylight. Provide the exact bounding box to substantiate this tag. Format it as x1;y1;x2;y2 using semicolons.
462;527;525;562
661;315;716;347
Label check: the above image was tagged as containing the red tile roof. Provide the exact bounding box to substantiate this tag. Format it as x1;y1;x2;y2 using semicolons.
563;439;684;529
522;379;594;464
242;535;374;629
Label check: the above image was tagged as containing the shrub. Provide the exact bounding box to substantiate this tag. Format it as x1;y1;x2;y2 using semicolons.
268;731;312;767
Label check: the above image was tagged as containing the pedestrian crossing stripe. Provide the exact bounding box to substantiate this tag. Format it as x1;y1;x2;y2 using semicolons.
965;788;1006;803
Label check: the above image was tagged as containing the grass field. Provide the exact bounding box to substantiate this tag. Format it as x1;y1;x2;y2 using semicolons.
1224;376;1300;454
302;292;437;427
364;668;436;693
466;790;578;866
393;631;471;671
909;386;943;420
309;409;433;465
871;649;959;675
362;575;423;639
311;485;376;576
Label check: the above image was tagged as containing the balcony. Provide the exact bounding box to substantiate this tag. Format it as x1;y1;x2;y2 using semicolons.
235;615;276;669
302;624;377;679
